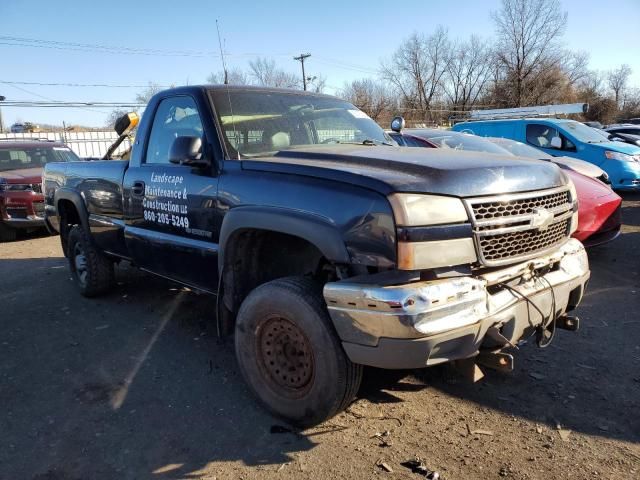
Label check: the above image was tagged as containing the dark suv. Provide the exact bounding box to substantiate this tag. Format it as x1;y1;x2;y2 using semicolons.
0;140;80;241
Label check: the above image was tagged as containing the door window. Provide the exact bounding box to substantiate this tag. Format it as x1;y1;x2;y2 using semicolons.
526;124;558;148
526;124;575;151
145;96;204;164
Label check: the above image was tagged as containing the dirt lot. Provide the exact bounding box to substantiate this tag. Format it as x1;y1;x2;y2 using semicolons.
1;195;639;480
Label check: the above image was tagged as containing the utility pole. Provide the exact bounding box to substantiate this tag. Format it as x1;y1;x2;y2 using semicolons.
293;53;311;91
0;95;5;133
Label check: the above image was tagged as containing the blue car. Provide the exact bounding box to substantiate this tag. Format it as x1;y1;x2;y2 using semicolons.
452;118;640;190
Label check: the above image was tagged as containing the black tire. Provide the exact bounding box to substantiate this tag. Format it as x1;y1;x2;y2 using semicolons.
235;276;362;427
66;225;115;297
0;222;17;242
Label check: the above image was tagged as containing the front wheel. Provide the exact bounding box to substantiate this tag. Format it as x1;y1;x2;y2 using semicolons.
66;226;115;297
235;277;362;427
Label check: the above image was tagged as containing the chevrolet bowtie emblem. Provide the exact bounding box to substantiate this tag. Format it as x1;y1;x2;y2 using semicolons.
531;207;555;230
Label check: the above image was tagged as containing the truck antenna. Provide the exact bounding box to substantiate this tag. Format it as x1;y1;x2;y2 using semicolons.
216;19;239;159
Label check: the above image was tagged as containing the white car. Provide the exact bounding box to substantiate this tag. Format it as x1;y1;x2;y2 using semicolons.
488;136;610;185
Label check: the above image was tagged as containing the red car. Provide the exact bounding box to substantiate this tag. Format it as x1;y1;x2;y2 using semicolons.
564;169;621;246
0;140;80;241
391;128;622;247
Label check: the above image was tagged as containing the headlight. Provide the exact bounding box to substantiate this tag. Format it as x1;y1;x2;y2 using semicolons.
604;151;638;162
388;193;468;226
398;238;477;270
389;194;476;270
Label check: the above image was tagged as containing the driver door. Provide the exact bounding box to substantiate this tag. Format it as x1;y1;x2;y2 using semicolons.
123;94;221;292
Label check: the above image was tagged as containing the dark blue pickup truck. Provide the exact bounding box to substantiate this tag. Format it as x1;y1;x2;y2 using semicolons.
43;86;590;425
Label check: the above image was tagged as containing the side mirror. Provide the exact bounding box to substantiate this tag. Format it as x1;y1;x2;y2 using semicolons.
114;112;139;136
550;136;562;149
390;116;405;133
169;136;208;167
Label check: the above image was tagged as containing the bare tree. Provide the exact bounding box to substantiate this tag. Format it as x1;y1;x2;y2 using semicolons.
563;51;590;87
307;74;327;93
444;35;493;113
577;69;605;96
608;64;632;106
207;67;249;85
135;82;165;105
249;57;300;89
340;79;393;121
619;87;640;120
491;0;568;106
381;27;451;120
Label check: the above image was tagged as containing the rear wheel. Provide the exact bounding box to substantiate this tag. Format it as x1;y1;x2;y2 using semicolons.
66;226;115;297
0;222;17;242
235;277;362;426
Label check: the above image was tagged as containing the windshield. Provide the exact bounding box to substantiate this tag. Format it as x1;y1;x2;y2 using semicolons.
209;89;392;158
410;129;511;155
563;121;609;143
0;146;80;172
488;137;553;159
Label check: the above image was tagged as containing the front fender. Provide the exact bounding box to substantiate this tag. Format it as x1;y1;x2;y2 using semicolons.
218;205;351;273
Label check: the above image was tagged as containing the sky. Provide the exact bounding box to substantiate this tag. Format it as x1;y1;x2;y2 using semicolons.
1;0;638;128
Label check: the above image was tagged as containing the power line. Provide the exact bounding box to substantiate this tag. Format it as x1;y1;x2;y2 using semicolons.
0;36;382;76
2;83;114;114
1;101;145;108
314;56;379;75
0;80;173;88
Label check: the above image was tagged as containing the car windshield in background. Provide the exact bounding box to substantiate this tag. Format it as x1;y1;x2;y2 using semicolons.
563;121;610;143
489;137;553;159
209;89;392;158
0;146;80;172
412;130;510;155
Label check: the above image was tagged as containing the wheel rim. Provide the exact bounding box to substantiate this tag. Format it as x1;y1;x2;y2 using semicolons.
257;316;314;396
73;242;88;286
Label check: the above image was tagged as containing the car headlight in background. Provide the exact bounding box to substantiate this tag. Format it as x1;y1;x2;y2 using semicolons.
388;193;476;270
604;151;639;162
388;193;469;226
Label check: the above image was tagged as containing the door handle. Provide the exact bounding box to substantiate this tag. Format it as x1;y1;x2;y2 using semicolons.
132;180;145;196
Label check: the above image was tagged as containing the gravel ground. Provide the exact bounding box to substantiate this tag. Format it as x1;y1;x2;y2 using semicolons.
1;194;639;480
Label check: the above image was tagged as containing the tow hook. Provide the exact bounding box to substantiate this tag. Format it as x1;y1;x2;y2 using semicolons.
476;350;514;373
556;315;580;332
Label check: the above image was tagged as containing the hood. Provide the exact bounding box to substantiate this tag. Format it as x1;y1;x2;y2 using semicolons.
0;167;43;184
242;145;567;198
553;156;605;179
565;169;617;200
590;140;640;155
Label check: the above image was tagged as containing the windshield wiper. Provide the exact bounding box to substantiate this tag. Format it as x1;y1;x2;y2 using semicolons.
337;139;393;146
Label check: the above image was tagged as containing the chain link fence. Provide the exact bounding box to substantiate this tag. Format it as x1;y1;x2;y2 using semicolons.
0;131;131;159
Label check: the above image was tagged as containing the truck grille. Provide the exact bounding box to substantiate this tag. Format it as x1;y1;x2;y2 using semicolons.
466;187;575;266
472;190;569;221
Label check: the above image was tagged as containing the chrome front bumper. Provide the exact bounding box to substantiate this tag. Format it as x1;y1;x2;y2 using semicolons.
323;239;590;369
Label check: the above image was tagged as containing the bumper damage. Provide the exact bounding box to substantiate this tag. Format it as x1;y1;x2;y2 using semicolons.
323;239;590;369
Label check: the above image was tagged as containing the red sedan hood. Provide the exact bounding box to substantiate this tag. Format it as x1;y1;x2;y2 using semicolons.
0;167;43;184
566;169;614;200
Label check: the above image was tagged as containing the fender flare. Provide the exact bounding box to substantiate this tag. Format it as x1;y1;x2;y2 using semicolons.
54;188;90;232
217;205;351;273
